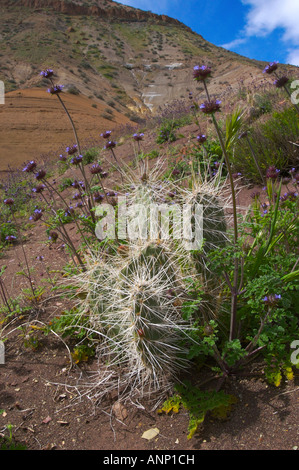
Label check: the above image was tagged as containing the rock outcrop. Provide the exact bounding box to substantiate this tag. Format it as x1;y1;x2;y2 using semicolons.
3;0;190;29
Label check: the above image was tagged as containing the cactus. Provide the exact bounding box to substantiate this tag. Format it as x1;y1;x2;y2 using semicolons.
178;173;230;266
66;161;229;403
71;240;194;402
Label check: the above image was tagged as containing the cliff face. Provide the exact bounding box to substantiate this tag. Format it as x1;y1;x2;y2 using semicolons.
3;0;188;28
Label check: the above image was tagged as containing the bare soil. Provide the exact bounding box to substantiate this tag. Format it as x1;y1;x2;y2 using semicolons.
0;88;133;172
1;326;298;451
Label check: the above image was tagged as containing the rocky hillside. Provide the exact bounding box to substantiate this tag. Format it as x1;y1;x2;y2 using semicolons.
2;0;187;26
0;0;298;170
2;0;297;113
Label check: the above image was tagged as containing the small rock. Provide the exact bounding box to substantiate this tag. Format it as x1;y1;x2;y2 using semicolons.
141;428;160;440
112;401;128;421
42;416;52;424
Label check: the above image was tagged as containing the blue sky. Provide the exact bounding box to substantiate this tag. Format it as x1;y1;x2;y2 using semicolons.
116;0;299;66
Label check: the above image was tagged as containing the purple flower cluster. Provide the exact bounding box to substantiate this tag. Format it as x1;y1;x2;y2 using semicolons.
273;76;289;88
193;65;212;81
32;184;45;194
72;180;85;189
5;235;17;243
23;160;37;173
200;99;221;114
64;206;75;218
133;133;144;141
101;131;112;139
35;169;47;180
40;69;54;79
263;61;278;74
48;231;58;242
263;294;281;306
266;166;280;180
93;192;104;203
66;145;78;155
280;191;298;202
47;85;64;95
89;163;103;175
29;209;43;222
70;155;83;165
4;198;14;206
196;134;207;144
104;141;117;150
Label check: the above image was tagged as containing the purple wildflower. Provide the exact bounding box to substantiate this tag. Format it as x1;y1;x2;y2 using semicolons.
5;235;17;243
200;99;221;114
47;84;64;95
93;192;104;202
193;65;212;81
23;160;37;173
71;180;80;188
66;145;78;155
90;163;103;174
64;206;75;218
274;76;289;88
266;166;280;180
40;69;54;79
35;169;46;180
100;131;112;139
104;141;117;150
196;134;207;143
70;155;83;165
4;198;14;206
263;61;278;74
32;184;46;194
29;209;43;222
263;294;281;306
133;133;144;141
49;230;58;242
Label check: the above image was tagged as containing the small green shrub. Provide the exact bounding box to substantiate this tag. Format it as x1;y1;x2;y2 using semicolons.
232;106;299;181
156;121;178;144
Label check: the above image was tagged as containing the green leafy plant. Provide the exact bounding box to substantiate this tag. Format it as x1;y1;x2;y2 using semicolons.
158;381;237;439
0;422;27;450
156;120;178;144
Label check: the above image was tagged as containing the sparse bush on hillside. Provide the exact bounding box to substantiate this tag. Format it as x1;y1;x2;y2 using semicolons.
67;85;80;95
233;106;299;182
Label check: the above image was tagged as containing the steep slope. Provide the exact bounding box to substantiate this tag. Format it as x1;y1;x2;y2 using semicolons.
0;0;298;170
0;87;132;171
1;0;296;113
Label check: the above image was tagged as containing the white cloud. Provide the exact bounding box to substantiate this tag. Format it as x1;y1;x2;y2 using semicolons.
242;0;299;65
221;37;248;50
286;49;299;67
221;0;299;66
242;0;299;43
